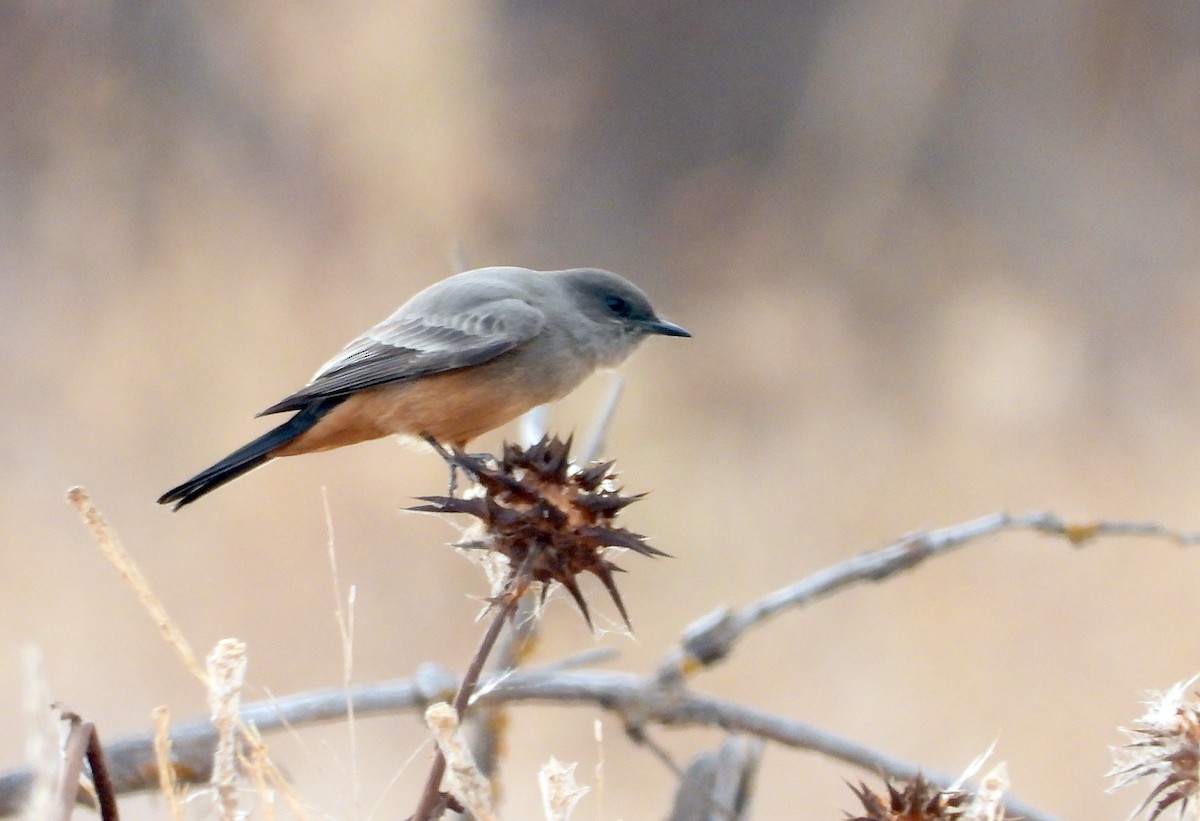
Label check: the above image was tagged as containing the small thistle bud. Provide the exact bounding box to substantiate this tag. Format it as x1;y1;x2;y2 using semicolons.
412;436;667;630
1109;676;1200;820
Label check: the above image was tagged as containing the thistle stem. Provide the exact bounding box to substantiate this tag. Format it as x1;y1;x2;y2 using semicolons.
410;588;523;821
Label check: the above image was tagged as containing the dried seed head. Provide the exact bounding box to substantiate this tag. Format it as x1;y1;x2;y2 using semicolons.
1109;676;1200;820
847;752;1009;821
412;436;667;630
846;776;971;821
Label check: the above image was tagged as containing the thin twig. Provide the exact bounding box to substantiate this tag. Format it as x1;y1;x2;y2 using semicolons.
622;722;685;780
411;593;523;821
85;724;118;821
657;510;1200;683
466;595;537;800
55;714;118;821
580;375;625;463
20;647;57;821
66;488;206;684
151;707;182;821
322;489;361;819
55;717;89;821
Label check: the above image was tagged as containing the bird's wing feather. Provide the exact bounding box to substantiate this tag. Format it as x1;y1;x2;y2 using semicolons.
258;298;545;415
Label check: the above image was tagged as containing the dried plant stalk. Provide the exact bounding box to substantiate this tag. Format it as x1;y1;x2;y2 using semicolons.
426;703;498;821
151;707;183;821
66;488;206;683
207;639;248;820
20;648;56;821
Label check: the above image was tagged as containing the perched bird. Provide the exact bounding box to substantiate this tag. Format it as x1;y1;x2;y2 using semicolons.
158;266;690;509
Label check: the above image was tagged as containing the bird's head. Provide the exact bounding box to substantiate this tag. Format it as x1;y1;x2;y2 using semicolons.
559;269;690;366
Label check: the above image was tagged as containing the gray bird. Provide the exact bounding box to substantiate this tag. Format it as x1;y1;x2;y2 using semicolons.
158;266;690;509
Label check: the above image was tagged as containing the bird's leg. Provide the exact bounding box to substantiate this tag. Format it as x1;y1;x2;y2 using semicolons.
421;434;496;497
449;453;494;497
421;434;460;497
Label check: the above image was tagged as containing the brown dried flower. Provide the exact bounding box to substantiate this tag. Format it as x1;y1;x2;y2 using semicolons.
1109;676;1200;820
846;762;1009;821
847;777;970;821
412;435;667;629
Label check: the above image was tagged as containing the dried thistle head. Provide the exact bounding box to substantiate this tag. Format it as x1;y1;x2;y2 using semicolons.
847;777;970;821
846;768;1008;821
412;435;667;629
1109;676;1200;820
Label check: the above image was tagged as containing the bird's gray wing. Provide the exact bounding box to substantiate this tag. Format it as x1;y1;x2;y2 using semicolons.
258;298;545;415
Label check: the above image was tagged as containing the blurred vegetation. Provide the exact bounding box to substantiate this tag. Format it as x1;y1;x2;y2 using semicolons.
4;2;1200;818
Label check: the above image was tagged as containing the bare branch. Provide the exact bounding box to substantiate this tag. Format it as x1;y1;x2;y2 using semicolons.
17;508;1179;819
0;666;1059;821
666;737;762;821
657;511;1200;683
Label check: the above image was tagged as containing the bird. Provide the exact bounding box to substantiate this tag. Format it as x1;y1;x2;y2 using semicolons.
158;266;690;509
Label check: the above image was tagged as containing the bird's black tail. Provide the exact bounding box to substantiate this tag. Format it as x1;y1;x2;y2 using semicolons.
158;398;343;510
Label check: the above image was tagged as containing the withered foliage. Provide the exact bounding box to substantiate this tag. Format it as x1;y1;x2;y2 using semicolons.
1111;681;1200;821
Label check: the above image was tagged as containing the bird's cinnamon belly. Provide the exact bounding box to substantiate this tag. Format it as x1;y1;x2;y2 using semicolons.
274;365;567;455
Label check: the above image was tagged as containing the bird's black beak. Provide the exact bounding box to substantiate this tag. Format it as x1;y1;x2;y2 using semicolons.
643;317;691;337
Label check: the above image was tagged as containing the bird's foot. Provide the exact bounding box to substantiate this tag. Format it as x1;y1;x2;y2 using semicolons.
447;453;493;497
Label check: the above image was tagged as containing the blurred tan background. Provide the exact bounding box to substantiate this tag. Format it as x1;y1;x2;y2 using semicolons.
4;2;1200;818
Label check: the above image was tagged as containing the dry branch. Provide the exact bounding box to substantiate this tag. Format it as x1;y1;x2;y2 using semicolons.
657;510;1200;683
55;713;118;821
666;736;761;821
12;507;1190;819
0;665;1054;821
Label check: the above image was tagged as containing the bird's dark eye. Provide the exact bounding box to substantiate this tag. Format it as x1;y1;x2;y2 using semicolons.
605;295;633;317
